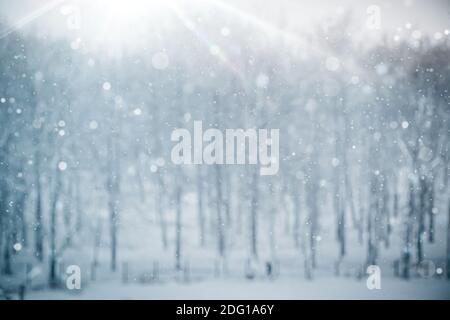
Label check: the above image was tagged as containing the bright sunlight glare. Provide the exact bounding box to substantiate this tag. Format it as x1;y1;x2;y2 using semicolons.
72;0;182;54
100;0;167;21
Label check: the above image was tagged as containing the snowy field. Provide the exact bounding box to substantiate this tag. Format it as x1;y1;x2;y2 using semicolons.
25;277;450;300
2;188;450;300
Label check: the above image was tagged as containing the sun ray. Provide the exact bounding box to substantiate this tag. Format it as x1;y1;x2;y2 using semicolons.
167;2;246;82
202;0;327;58
0;0;66;40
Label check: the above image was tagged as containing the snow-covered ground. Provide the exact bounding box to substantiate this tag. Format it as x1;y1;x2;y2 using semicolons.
3;193;449;300
25;277;450;300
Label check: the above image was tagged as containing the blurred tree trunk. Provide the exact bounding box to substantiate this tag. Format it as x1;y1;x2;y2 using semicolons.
281;183;290;235
2;182;12;274
215;165;225;259
0;185;3;272
3;232;12;275
250;169;259;260
224;170;231;226
334;115;345;261
197;167;205;247
269;182;277;263
63;180;73;247
427;181;435;243
49;169;61;287
157;173;168;249
304;149;320;269
92;218;102;280
383;178;391;249
292;180;300;249
34;153;44;262
16;189;28;248
175;183;182;271
447;199;450;280
107;137;120;272
417;178;427;264
343;115;360;245
75;172;82;233
366;174;378;266
393;193;399;218
402;183;415;279
236;177;244;235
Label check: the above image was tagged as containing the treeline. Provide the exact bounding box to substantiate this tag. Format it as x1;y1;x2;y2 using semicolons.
0;12;449;286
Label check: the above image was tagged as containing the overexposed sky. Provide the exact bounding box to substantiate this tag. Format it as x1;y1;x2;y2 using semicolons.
0;0;449;42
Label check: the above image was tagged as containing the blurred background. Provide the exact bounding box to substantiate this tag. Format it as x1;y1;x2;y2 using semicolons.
0;0;450;299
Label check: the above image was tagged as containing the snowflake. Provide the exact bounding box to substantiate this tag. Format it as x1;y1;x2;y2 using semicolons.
58;161;68;171
103;82;112;91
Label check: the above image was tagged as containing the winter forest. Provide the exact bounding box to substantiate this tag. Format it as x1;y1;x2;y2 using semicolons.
0;0;450;299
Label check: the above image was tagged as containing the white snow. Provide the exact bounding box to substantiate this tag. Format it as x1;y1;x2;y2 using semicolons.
25;277;450;300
